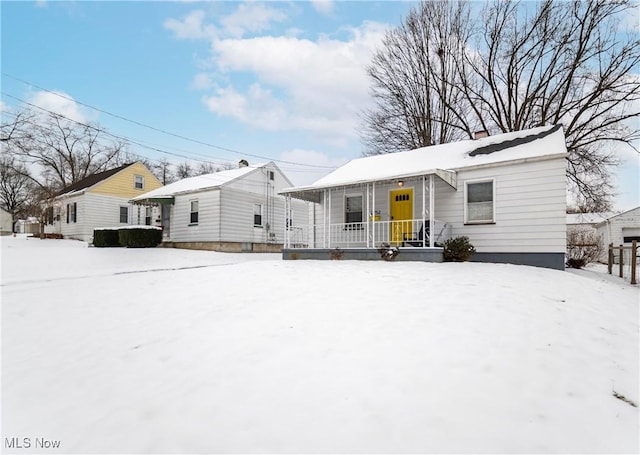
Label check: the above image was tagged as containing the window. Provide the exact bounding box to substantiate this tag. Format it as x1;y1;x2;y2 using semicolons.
190;200;199;224
254;203;263;226
119;206;128;223
66;202;77;223
145;207;152;225
345;194;363;224
134;175;144;190
269;171;275;181
465;179;494;223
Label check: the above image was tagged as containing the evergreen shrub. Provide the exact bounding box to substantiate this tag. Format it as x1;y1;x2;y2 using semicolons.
118;227;162;248
443;236;476;262
93;228;121;247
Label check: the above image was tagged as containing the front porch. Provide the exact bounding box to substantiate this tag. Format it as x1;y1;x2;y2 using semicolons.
282;172;456;261
286;218;452;249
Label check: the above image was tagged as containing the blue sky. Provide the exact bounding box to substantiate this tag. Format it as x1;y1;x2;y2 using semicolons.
2;0;638;210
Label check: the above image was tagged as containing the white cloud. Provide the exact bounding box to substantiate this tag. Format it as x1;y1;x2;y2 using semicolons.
311;0;335;16
221;3;287;38
191;73;215;90
204;21;388;142
28;90;88;124
164;10;217;40
165;2;390;147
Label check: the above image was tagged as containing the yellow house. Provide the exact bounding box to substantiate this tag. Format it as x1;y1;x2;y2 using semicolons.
43;162;163;242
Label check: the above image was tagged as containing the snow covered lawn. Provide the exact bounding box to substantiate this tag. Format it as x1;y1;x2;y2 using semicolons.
2;236;638;453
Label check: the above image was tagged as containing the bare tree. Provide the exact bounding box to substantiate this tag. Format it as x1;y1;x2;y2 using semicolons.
362;0;640;209
176;161;194;179
1;109;127;195
0;155;37;225
465;0;640;209
362;1;473;155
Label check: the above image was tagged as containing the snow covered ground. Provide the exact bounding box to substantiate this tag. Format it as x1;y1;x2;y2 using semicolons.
1;235;638;454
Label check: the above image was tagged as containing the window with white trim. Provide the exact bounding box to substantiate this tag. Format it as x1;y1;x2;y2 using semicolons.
145;206;152;225
465;179;495;223
134;175;144;190
345;194;363;224
119;206;128;223
190;200;199;224
254;203;263;226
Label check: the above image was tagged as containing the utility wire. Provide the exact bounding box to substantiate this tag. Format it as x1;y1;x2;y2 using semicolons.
2;73;338;170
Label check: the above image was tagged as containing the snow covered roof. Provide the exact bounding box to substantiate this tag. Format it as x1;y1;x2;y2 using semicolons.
281;125;567;201
131;163;269;202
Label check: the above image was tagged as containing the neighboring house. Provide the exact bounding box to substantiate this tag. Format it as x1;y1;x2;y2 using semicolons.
595;207;640;262
14;217;41;235
280;125;568;269
1;207;12;235
43;162;163;242
131;162;308;252
566;212;618;236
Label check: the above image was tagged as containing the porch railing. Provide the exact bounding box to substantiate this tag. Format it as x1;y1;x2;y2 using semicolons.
286;219;451;249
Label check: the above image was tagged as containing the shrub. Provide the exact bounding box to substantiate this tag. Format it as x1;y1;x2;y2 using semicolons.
566;230;603;269
93;229;120;247
329;248;344;260
118;227;162;248
443;236;476;262
377;243;399;261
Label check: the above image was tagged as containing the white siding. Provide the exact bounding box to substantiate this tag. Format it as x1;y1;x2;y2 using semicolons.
435;159;566;253
315;157;566;253
167;163;303;245
219;188;306;245
1;208;12;234
48;193;139;242
170;189;221;242
597;207;640;247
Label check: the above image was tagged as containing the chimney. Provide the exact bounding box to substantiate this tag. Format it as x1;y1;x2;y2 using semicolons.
474;130;489;140
238;159;249;168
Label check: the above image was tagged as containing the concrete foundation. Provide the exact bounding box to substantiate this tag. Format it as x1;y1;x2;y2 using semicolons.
283;247;444;262
163;241;283;253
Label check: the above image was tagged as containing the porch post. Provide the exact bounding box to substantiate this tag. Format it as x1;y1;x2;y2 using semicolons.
327;188;332;248
366;183;370;248
372;182;376;247
323;190;327;248
283;196;288;248
429;174;435;248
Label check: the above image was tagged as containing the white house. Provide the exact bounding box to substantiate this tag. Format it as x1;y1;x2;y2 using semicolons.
595;207;640;262
131;162;308;252
566;212;618;236
1;207;13;235
280;125;568;269
43;162;163;242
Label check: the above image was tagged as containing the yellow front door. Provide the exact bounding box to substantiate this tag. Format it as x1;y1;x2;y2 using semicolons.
390;188;413;245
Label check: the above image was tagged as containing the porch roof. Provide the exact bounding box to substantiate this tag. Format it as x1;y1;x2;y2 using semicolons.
281;125;566;203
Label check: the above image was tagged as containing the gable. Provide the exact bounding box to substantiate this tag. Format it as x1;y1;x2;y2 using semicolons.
89;162;163;199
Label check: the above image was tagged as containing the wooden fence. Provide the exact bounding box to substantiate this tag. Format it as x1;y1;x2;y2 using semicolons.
608;241;638;285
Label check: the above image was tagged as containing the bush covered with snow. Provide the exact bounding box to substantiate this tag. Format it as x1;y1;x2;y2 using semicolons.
443;236;476;262
118;226;162;248
93;228;121;247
